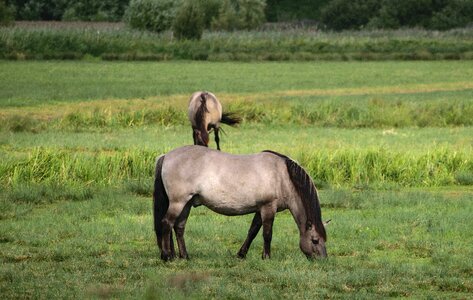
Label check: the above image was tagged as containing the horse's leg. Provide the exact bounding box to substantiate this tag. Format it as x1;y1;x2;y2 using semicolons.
260;205;276;259
192;128;197;145
214;126;221;150
170;231;176;258
174;201;192;259
161;204;185;261
237;212;262;258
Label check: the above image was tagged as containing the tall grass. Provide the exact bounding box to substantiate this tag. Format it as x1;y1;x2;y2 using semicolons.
1;25;473;61
2;97;473;132
1;147;471;188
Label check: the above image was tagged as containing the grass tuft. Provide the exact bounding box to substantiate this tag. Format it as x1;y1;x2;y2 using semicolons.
455;171;473;186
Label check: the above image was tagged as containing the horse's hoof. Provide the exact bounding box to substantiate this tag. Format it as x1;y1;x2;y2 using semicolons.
237;252;246;259
161;253;173;261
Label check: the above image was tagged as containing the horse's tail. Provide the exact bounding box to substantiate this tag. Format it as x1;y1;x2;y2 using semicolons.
153;154;168;250
195;92;210;145
221;112;241;127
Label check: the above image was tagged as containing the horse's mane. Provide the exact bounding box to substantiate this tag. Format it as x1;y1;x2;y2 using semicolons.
195;92;210;145
263;150;327;240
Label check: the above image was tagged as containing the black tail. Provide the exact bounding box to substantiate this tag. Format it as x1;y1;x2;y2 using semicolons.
153;155;168;250
194;93;210;146
221;112;241;126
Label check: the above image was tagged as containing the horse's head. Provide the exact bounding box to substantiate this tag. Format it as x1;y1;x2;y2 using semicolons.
193;129;209;147
299;221;329;259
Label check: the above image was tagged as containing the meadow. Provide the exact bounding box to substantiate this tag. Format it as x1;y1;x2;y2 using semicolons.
1;60;472;298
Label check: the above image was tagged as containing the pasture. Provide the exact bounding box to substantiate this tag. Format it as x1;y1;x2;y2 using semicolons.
1;60;472;298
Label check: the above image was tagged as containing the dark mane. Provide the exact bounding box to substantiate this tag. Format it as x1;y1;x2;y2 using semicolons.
195;92;210;145
263;150;327;240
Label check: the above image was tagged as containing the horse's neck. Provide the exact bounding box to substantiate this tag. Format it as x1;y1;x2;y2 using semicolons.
287;196;309;234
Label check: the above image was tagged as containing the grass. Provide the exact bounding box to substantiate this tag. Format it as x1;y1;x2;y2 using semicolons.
1;24;473;61
1;189;472;298
2;60;473;106
1;60;473;298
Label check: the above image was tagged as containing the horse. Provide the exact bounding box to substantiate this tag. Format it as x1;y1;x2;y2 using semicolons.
153;145;328;261
188;91;240;150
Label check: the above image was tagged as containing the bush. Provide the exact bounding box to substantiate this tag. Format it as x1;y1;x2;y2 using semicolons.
61;0;129;21
124;0;180;32
430;0;473;30
211;0;240;31
369;0;438;29
211;0;266;31
321;0;473;31
237;0;267;30
195;0;221;29
0;0;14;26
320;0;381;30
173;0;204;40
265;0;330;22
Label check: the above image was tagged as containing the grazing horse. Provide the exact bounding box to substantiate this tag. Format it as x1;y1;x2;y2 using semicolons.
153;145;328;261
188;91;240;150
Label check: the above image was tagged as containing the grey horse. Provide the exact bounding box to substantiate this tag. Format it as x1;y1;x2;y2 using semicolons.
153;145;328;261
188;91;240;150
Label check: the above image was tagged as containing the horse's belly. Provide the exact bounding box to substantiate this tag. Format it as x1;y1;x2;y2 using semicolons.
196;193;262;216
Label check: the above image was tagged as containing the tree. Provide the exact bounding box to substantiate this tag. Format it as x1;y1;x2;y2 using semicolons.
1;0;15;26
173;0;204;40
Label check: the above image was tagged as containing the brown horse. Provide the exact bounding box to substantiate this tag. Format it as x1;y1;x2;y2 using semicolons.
188;91;240;150
153;145;329;261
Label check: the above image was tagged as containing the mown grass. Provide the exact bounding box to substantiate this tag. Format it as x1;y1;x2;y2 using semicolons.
2;60;473;106
1;25;473;61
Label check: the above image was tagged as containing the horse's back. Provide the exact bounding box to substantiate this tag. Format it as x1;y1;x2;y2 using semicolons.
188;91;222;126
161;145;291;215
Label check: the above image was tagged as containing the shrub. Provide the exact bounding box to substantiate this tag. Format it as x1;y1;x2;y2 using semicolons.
265;0;330;22
237;0;267;30
211;0;241;31
0;0;15;26
320;0;381;30
430;0;473;30
61;0;129;21
6;0;128;21
211;0;266;31
195;0;221;29
124;0;180;32
321;0;473;30
173;0;204;40
369;0;438;29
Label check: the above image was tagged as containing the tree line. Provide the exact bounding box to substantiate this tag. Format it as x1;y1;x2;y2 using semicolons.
1;0;472;33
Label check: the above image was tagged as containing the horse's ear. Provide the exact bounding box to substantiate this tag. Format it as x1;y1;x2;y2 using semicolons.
323;219;332;227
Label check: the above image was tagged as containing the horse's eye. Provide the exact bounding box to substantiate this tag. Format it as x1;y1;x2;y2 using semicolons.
312;239;319;245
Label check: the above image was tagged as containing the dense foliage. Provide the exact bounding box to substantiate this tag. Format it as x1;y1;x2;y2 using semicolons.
265;0;330;22
210;0;266;31
4;0;472;31
321;0;473;30
5;0;129;21
172;0;204;40
0;0;14;26
124;0;179;32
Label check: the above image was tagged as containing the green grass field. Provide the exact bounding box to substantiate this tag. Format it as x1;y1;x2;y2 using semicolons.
1;60;472;298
